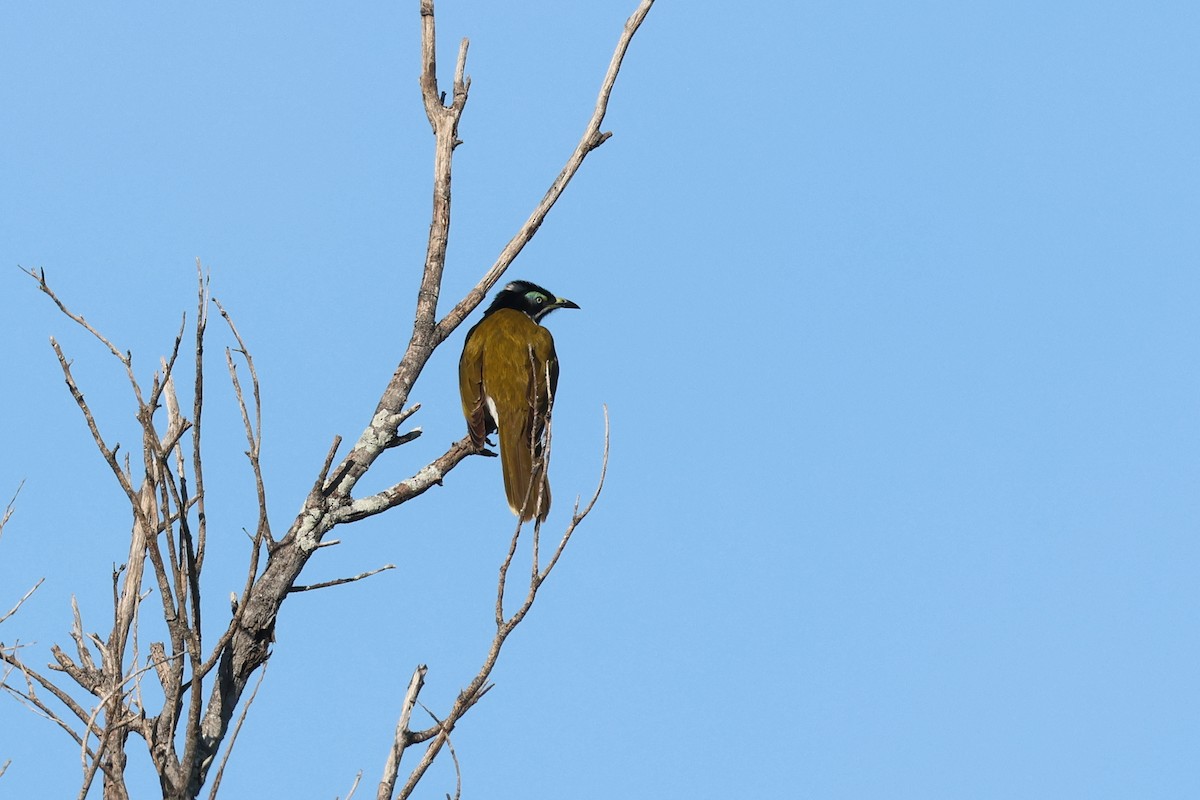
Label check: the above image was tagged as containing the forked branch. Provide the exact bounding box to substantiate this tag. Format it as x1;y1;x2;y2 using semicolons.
380;409;611;800
434;0;656;343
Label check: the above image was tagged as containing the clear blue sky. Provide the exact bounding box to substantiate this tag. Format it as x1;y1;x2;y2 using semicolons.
2;1;1198;797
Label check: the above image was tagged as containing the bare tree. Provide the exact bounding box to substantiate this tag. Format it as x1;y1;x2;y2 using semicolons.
0;1;652;797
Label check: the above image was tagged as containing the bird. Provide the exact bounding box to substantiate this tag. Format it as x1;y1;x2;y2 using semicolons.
458;280;579;522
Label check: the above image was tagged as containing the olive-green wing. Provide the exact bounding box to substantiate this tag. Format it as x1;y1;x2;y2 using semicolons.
458;320;491;447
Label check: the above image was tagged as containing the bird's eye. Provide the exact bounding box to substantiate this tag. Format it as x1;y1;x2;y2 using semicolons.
534;295;545;304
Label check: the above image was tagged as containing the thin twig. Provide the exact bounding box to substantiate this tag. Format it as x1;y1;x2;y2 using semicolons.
540;404;610;582
21;268;133;371
48;338;139;507
0;480;23;541
206;661;268;800
0;676;87;745
288;564;396;593
0;647;92;738
149;314;188;411
0;578;44;626
417;702;461;800
495;516;523;628
340;771;364;800
75;725;109;800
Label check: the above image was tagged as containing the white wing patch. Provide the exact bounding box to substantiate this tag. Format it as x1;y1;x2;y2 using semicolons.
485;395;499;431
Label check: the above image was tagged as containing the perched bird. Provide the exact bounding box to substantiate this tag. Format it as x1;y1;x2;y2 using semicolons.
459;280;579;522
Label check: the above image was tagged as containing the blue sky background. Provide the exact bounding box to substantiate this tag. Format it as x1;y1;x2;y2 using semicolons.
2;1;1198;797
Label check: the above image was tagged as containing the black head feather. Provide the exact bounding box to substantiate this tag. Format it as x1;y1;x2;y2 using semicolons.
483;280;580;322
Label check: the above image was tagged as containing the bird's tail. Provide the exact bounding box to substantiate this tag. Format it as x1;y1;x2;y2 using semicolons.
500;422;551;523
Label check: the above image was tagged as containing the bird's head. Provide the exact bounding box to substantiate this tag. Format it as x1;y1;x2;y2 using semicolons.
484;280;580;323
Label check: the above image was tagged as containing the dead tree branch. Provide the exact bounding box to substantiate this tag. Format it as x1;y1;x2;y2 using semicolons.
289;565;396;594
205;662;267;800
381;409;611;800
0;481;21;540
0;579;43;628
340;771;364;800
0;484;42;627
434;0;656;342
377;664;428;800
